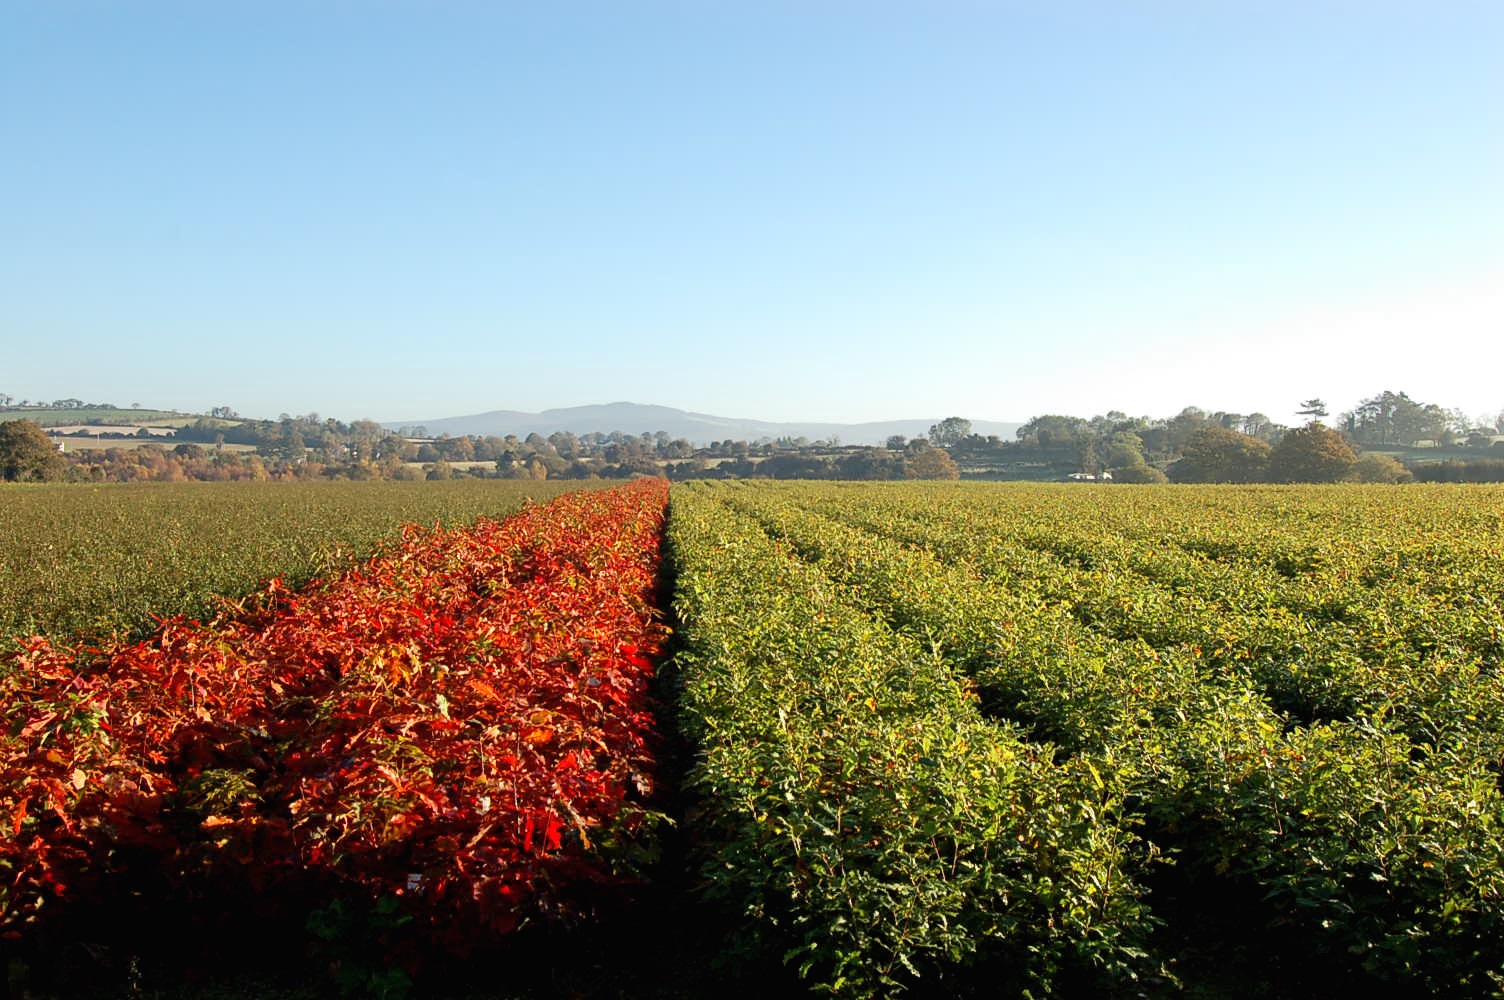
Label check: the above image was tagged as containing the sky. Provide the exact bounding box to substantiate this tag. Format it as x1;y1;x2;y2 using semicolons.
3;1;1500;429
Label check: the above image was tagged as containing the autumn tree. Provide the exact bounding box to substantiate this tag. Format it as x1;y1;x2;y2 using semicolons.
1170;426;1272;483
1269;421;1358;482
906;448;960;480
348;419;385;461
0;419;63;481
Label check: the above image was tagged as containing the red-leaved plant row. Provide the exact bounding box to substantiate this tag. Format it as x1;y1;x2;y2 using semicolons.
0;478;670;948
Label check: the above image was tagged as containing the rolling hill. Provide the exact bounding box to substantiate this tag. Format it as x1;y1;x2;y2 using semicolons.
383;402;1021;447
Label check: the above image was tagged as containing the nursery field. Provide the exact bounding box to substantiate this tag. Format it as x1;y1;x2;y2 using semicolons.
2;478;1502;997
0;478;582;647
667;481;1504;995
1;480;670;996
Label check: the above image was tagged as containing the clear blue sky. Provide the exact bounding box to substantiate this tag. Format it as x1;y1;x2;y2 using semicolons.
3;1;1500;428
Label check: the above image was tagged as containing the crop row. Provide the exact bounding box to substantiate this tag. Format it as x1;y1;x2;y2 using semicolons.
675;481;1504;994
774;483;1504;748
0;478;582;649
666;485;1155;996
0;479;669;956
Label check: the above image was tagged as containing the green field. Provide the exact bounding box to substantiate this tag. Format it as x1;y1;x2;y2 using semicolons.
0;478;580;647
51;435;263;454
667;481;1504;995
3;479;1503;996
4;407;201;427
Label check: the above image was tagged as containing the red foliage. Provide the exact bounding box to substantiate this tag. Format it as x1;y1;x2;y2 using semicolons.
0;479;670;945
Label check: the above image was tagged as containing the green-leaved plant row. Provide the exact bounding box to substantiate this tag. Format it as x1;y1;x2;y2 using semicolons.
685;481;1504;992
666;485;1158;997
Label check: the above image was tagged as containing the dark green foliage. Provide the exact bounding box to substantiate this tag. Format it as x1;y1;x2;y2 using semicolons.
1412;458;1504;482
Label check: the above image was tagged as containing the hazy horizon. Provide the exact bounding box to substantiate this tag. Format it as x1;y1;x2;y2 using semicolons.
4;3;1500;430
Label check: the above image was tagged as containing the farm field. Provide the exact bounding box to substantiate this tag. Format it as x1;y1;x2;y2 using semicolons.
0;478;583;648
667;481;1504;995
2;479;1502;996
1;480;673;997
5;407;199;427
46;424;177;437
49;434;265;455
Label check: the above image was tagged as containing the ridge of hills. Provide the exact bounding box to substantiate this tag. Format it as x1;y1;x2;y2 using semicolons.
382;402;1021;447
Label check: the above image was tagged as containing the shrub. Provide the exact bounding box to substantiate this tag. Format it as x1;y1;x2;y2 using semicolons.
1354;453;1412;483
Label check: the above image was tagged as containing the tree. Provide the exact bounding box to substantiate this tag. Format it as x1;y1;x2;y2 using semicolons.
349;419;384;462
1101;431;1146;470
443;436;476;462
1343;390;1428;446
1077;437;1102;476
1269;421;1357;482
836;449;904;480
905;448;960;480
1297;398;1329;420
1170;426;1272;483
1240;413;1277;440
1164;407;1212;452
279;429;306;462
0;419;64;481
1016;414;1087;450
884;434;907;451
927;417;972;449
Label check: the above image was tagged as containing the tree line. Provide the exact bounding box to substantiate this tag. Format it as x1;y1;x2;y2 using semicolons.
921;391;1503;484
2;389;1501;484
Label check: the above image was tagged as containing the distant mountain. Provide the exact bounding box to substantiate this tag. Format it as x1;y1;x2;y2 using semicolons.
383;402;1021;447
